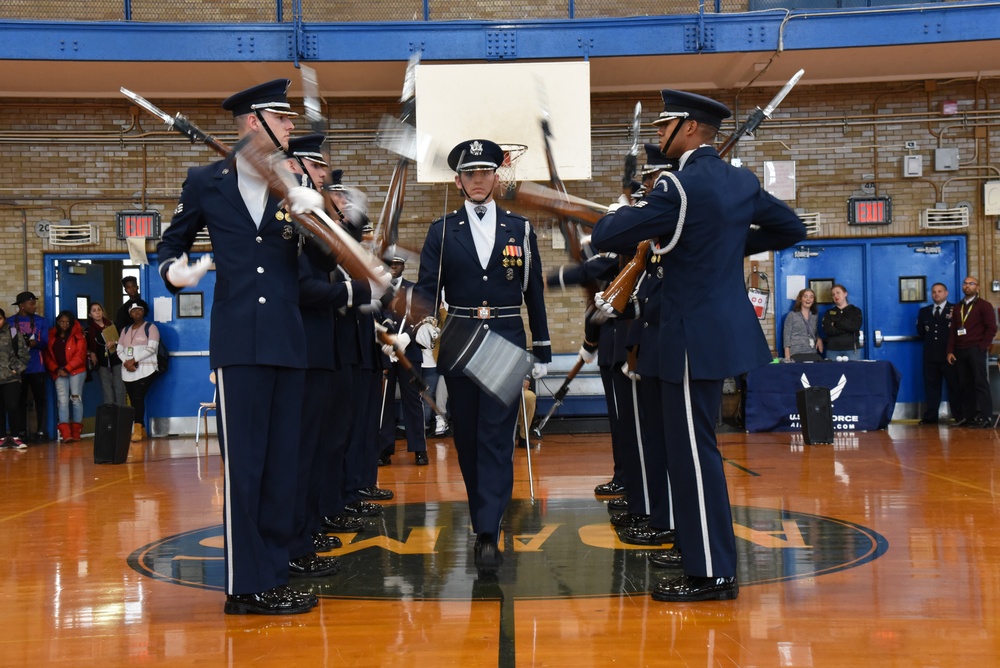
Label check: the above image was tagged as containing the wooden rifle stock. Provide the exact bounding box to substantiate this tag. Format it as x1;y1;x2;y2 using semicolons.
602;240;650;314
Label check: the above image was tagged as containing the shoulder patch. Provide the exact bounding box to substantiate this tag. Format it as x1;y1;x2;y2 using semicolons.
174;202;183;215
634;200;649;208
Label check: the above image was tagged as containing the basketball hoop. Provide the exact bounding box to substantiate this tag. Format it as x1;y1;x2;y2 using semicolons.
496;143;527;200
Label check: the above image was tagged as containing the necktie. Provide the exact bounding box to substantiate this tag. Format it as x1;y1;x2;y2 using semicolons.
934;306;941;317
474;205;487;218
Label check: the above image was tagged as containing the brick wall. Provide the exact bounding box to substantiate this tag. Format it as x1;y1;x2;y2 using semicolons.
1;78;997;352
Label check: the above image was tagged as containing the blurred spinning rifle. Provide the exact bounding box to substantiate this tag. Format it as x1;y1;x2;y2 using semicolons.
535;103;642;432
599;68;805;315
119;86;388;290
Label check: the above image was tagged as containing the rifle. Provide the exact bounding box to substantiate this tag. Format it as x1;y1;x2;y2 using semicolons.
374;321;446;418
529;102;642;431
600;69;805;314
121;87;389;289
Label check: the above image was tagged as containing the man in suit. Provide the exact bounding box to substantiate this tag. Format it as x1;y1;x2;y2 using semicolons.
592;90;806;601
158;79;336;616
946;276;997;427
377;256;430;466
409;139;551;574
916;282;961;424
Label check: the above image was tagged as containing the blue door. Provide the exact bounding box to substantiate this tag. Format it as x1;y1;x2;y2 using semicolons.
44;253;216;436
774;235;966;419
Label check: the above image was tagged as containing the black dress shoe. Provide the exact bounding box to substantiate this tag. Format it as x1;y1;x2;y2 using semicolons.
972;416;995;428
312;533;342;551
950;417;968;427
322;514;365;532
415;451;429;465
651;574;738;602
377;454;392;467
606;496;628;511
276;585;319;608
918;418;938;425
623;527;676;546
646;546;683;568
358;486;394;501
289;553;340;578
474;534;503;574
610;512;650;528
594;481;626;496
344;501;383;516
224;586;315;615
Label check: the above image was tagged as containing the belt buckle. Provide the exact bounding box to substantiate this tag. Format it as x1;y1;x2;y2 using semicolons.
476;306;491;320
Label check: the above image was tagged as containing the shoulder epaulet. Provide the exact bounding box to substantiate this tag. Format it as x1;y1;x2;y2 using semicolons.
431;210;459;226
504;210;529;222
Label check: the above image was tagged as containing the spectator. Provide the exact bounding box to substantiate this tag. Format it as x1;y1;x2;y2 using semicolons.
916;283;961;424
822;284;863;360
783;289;823;361
115;276;142;334
86;302;127;406
8;291;50;442
44;310;88;443
116;301;160;442
946;276;997;428
0;308;30;449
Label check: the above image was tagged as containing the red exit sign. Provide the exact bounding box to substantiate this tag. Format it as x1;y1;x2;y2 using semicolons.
116;211;161;239
847;196;892;225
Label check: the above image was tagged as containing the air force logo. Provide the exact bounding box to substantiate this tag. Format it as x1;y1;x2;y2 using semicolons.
801;372;847;402
794;372;861;430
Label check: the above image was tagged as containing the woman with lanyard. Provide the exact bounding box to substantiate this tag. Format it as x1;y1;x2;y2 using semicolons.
116;300;159;442
783;289;824;362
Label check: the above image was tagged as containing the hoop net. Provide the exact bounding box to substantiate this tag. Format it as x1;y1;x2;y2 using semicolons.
497;143;528;199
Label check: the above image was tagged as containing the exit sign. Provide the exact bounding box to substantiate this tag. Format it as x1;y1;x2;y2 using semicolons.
848;196;892;225
116;211;161;239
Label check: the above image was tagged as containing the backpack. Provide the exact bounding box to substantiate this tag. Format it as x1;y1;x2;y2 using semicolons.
144;322;169;373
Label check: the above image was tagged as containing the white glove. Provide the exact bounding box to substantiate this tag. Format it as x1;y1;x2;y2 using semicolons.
166;253;212;289
392;332;411;355
621;361;640;381
593;291;618;318
415;323;440;349
531;363;548;380
606;202;624;214
380;344;398;362
368;265;389;301
578;346;597;365
284;186;325;215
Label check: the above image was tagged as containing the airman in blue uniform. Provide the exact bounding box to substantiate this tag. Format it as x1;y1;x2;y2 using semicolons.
592;90;806;601
158;80;333;615
411;139;551;574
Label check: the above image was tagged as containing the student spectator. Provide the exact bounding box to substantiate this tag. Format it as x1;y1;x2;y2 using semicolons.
86;302;127;406
116;301;160;442
115;276;143;334
45;310;88;443
9;291;50;442
0;308;30;449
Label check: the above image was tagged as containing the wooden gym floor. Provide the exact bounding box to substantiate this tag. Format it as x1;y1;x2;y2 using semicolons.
1;422;999;667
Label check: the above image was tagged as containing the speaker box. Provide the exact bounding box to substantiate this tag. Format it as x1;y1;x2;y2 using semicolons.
796;387;834;445
94;403;135;464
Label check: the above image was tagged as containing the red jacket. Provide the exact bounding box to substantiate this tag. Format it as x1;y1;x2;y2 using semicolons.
44;319;88;378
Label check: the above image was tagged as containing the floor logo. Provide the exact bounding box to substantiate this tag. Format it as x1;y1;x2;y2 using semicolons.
128;499;887;599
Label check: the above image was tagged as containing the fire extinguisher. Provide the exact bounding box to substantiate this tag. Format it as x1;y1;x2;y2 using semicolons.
747;265;770;320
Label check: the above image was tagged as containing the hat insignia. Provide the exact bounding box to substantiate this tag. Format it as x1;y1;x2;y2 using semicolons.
469;141;484;156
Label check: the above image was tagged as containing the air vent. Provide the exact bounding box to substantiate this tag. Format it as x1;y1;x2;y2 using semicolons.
48;223;99;246
920;207;968;229
798;212;821;235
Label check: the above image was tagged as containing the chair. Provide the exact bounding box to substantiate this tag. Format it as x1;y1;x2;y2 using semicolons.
194;371;217;450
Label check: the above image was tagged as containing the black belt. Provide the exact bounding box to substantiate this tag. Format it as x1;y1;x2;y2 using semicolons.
449;305;521;320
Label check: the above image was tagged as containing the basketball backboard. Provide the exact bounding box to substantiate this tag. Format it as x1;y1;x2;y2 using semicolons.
414;61;592;184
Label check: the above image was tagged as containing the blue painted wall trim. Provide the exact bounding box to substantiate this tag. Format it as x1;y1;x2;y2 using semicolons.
2;4;1000;62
